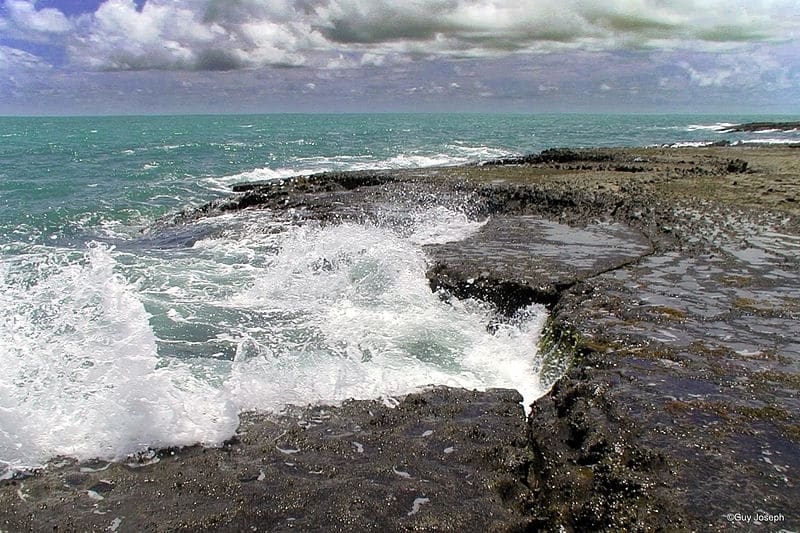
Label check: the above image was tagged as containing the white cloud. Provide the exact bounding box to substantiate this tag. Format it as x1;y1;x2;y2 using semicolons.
677;47;797;90
0;0;72;43
0;44;51;71
67;0;325;70
1;0;796;71
679;61;735;87
5;0;71;33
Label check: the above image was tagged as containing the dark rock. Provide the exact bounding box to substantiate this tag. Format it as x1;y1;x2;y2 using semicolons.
4;146;799;531
726;159;748;173
0;388;539;532
424;216;653;314
481;148;614;167
721;121;800;133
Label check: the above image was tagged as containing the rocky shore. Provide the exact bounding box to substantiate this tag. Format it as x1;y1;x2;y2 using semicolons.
2;146;798;532
720;121;800;133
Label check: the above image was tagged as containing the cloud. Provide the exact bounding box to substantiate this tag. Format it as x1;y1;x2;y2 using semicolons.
67;0;325;70
0;45;51;104
312;0;799;55
0;44;52;71
3;0;798;72
0;0;72;42
3;45;798;115
676;46;798;90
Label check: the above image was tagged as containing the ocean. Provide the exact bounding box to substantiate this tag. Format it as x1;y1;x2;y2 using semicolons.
2;113;799;477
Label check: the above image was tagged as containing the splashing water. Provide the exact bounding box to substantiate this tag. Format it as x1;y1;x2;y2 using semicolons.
1;206;550;478
0;244;238;475
6;112;800;478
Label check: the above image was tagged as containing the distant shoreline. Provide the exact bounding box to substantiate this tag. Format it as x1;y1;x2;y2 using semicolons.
720;120;800;132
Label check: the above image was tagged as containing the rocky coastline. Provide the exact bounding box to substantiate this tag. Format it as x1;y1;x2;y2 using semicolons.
2;146;798;532
720;121;800;133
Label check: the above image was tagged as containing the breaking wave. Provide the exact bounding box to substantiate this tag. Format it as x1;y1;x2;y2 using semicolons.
1;206;550;478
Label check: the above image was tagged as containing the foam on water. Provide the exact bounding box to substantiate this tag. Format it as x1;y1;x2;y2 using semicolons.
0;244;238;477
0;207;550;477
219;216;546;412
666;141;720;148
735;138;800;145
204;145;517;192
684;122;736;132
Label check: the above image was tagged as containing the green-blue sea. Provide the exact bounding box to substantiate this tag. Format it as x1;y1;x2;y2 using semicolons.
2;113;799;476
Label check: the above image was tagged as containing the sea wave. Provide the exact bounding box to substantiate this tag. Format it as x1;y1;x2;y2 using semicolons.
0;244;238;477
204;145;517;192
735;138;800;145
662;141;720;148
684;122;736;132
1;206;549;477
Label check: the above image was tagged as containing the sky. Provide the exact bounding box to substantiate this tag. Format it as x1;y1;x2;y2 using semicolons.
1;0;799;115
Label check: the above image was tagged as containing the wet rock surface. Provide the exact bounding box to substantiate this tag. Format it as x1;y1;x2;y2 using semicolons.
0;389;534;532
426;216;652;311
3;146;799;531
721;121;800;133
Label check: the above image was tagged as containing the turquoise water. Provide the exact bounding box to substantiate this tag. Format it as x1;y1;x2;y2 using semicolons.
1;113;799;475
3;113;799;245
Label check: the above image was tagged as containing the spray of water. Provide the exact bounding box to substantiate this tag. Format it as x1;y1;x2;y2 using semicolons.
0;244;238;476
0;206;550;477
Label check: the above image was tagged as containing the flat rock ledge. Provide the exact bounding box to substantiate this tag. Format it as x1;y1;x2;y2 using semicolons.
2;146;799;532
720;121;800;133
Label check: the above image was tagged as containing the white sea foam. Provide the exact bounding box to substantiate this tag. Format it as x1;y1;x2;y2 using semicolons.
0;244;238;477
401;205;487;246
203;145;517;193
157;143;199;151
735;138;800;145
203;208;544;409
684;122;736;132
203;166;323;193
1;207;550;476
220;218;546;413
667;141;718;148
